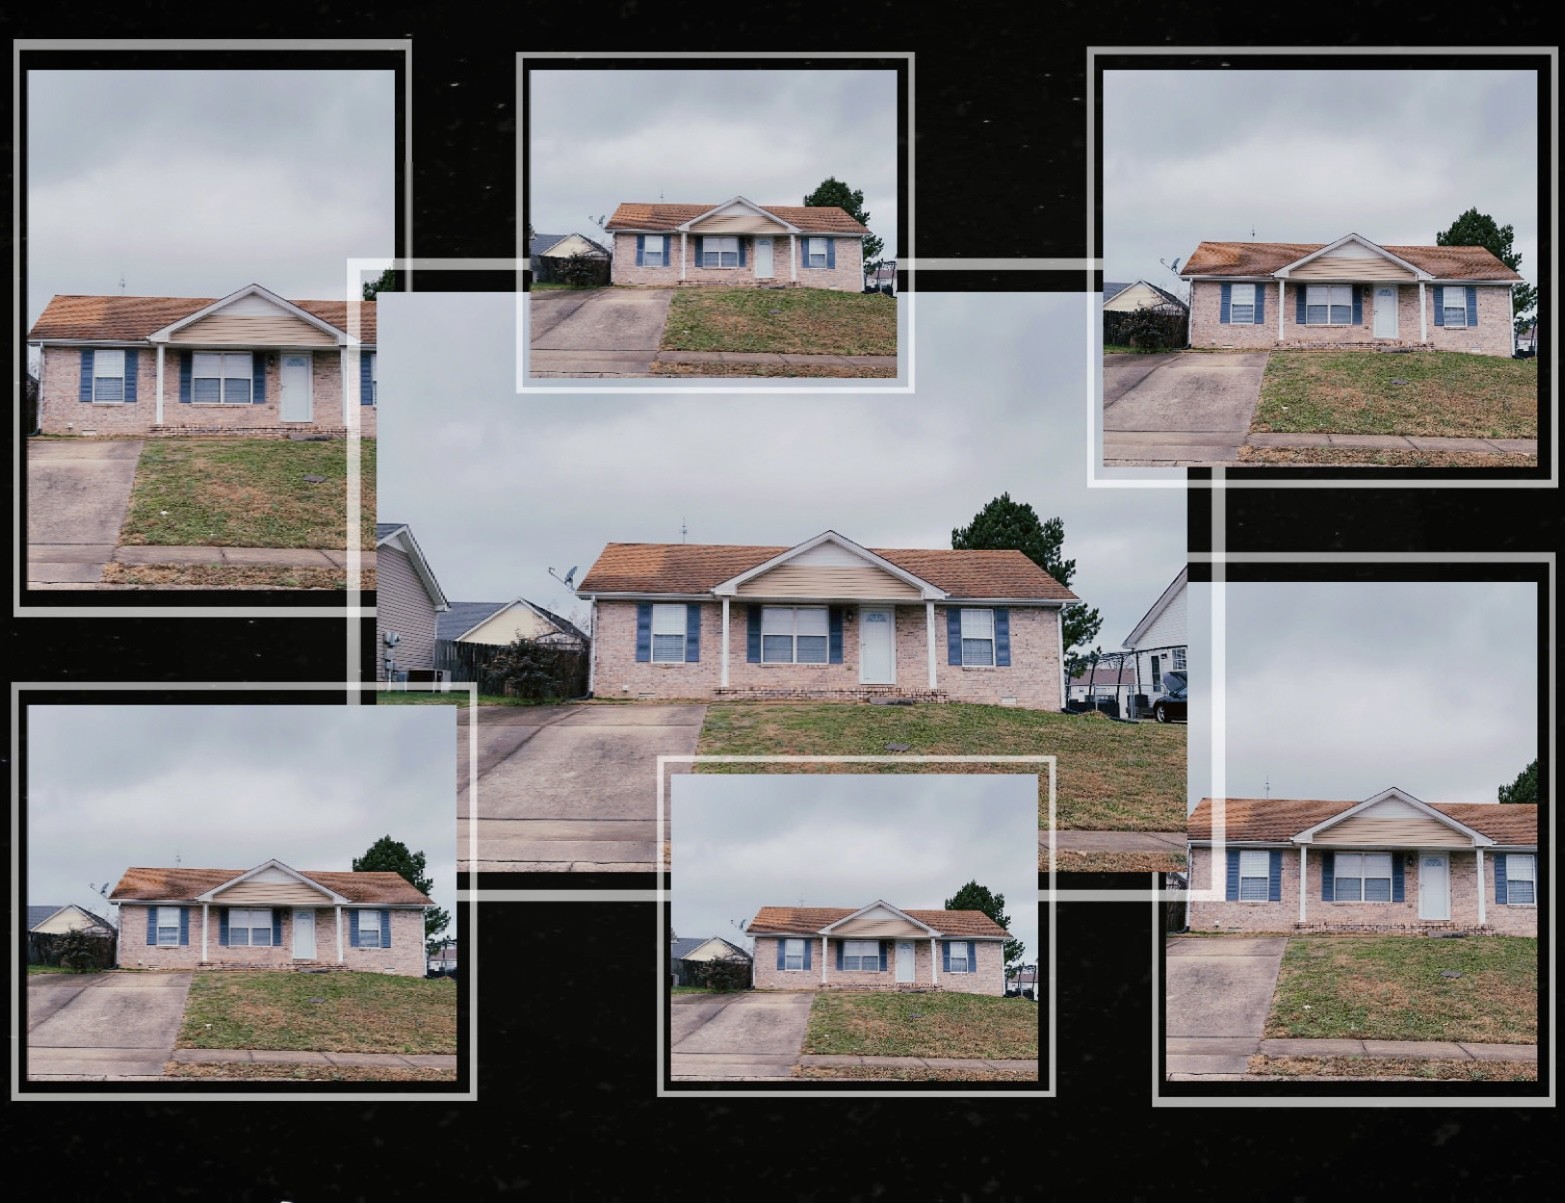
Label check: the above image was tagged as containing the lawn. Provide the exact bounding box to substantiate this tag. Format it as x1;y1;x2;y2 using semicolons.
659;287;897;356
377;692;565;707
1246;1054;1536;1082
1250;352;1537;439
1238;446;1537;468
119;438;377;549
176;971;458;1054
1264;936;1537;1044
100;564;363;590
651;362;895;378
164;1062;457;1082
801;991;1037;1060
695;702;1187;834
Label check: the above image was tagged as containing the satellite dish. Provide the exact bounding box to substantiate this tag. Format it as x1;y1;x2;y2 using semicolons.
563;566;578;588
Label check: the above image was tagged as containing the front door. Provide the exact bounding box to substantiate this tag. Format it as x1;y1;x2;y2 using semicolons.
754;237;774;279
859;607;895;684
1418;854;1450;920
280;353;313;421
895;941;914;983
292;908;316;959
1373;286;1398;339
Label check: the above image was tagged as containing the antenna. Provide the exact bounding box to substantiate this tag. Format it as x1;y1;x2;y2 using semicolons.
119;273;126;294
1250;224;1256;239
1264;777;1270;800
680;518;688;544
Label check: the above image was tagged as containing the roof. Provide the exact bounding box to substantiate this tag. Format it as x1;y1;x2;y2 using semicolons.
1180;240;1521;281
1071;665;1135;687
529;232;609;258
27;904;114;931
109;867;433;905
604;202;869;236
1123;567;1188;649
28;293;377;342
746;906;1009;938
578;542;1077;602
437;599;588;644
376;523;450;612
1188;798;1538;844
1103;279;1187;310
671;936;750;960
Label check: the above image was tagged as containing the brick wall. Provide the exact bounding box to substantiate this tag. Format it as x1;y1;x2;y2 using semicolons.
610;232;864;290
116;905;426;974
376;545;438;682
751;935;1005;995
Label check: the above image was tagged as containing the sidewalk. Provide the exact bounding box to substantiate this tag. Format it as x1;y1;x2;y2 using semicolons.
28;544;372;586
1167;1035;1537;1080
799;1055;1038;1073
171;1049;456;1069
655;350;896;370
1246;432;1537;454
1047;830;1184;853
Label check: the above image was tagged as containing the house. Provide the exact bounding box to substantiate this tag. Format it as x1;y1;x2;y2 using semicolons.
604;195;868;290
108;859;432;975
27;904;115;936
376;523;451;683
1103;280;1187;314
1187;788;1538;936
1179;234;1522;356
670;936;752;987
529;232;610;284
746;901;1009;995
1068;663;1136;713
427;940;458;973
575;530;1076;708
437;599;588;651
26;283;377;437
1121;567;1187;716
1006;966;1039;996
1515;321;1537;355
865;260;898;294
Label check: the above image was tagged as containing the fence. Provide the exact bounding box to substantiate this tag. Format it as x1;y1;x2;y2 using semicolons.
434;637;590;700
1104;307;1189;351
533;254;611;287
29;930;116;970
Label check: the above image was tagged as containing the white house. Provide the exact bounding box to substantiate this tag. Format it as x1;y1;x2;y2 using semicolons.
1122;567;1187;715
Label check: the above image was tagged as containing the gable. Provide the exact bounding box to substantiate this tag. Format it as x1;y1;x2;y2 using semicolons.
1310;795;1477;848
830;906;930;937
542;233;607;259
459;602;562;645
689;202;793;235
736;544;923;600
167;293;338;346
1103;281;1185;313
1288;254;1416;282
211;866;336;905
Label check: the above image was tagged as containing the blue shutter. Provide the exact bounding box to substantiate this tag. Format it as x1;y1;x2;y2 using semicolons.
802;940;812;970
828;607;843;664
941;942;951;972
252;354;265;404
361;351;375;405
684;605;700;663
381;909;392;948
1321;851;1335;902
947;609;963;665
635;603;651;662
775;939;786;970
1391;856;1405;903
1225;850;1240;901
1494;855;1508;905
146;908;156;945
179;351;193;402
879;940;888;972
1433;286;1445;327
220;908;230;946
994;609;1011;667
1465;286;1478;327
1219;283;1231;325
967;941;977;973
835;941;843;971
1352;287;1363;326
1254;285;1265;326
1295;286;1306;326
747;606;762;663
123;349;139;402
79;349;95;401
826;239;836;269
635;234;645;266
739;238;747;267
349;910;361;947
179;907;190;946
272;909;283;946
1268;851;1282;902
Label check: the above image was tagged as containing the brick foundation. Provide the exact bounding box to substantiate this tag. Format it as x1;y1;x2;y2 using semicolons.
751;936;1005;995
611;231;864;290
115;904;426;975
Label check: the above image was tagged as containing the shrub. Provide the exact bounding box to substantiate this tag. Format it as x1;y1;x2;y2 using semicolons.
687;956;752;993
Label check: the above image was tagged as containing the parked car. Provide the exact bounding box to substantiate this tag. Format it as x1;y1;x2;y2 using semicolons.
1153;671;1186;723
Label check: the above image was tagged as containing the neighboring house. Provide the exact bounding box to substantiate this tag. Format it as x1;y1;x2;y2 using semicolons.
1515;322;1537;354
1068;663;1136;712
865;260;898;294
1180;234;1522;356
670;936;752;986
1103;280;1187;314
1187;788;1538;936
529;232;611;284
437;599;588;651
26;283;378;436
746;901;1009;995
1006;966;1038;996
427;940;458;973
376;523;451;683
604;195;868;290
28;904;115;936
109;859;432;975
575;529;1076;708
1121;567;1187;714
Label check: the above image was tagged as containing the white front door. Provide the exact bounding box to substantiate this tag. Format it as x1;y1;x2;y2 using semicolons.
754;237;774;279
1373;286;1398;339
859;606;896;684
280;353;313;421
895;941;914;983
1418;854;1450;920
292;909;316;959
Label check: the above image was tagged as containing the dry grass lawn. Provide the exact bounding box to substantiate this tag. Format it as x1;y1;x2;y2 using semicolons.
650;362;896;378
795;1066;1037;1082
101;564;361;590
1238;446;1536;468
1247;1054;1536;1082
660;288;897;356
164;1062;457;1082
801;992;1038;1060
1049;848;1184;873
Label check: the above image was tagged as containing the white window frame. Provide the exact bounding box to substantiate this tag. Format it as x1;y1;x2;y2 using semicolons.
842;939;879;971
701;235;740;269
959;608;996;667
761;606;829;665
1505;853;1536;905
156;906;181;947
1442;288;1468;328
368;351;377;405
358;910;383;946
783;937;804;971
92;348;128;402
642;234;665;268
650;604;687;664
1304;284;1354;326
946;941;969;972
806;237;827;268
192;351;253;404
1173;647;1187;671
1229;283;1257;325
1333;851;1393;903
1238;850;1271;901
227;907;273;947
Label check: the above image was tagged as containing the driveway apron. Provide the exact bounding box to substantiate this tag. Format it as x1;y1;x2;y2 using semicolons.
1103;353;1269;465
27;971;194;1079
528;289;675;376
459;703;706;871
1164;936;1288;1075
27;439;145;584
671;992;815;1080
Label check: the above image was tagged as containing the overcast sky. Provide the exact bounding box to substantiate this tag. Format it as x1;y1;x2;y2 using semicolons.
1188;580;1538;809
670;774;1039;966
26;705;456;935
378;292;1185;652
26;70;395;329
528;68;898;257
1102;69;1538;294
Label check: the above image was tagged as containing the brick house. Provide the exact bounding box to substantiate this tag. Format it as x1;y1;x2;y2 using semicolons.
109;859;431;976
376;522;451;683
604;195;868;290
747;901;1009;995
1187;788;1538;936
1179;234;1522;356
575;530;1076;708
26;283;377;436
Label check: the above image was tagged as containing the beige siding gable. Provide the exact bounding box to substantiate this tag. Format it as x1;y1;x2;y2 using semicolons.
1104;282;1180;312
460;605;557;645
689;210;791;234
1290;255;1415;281
737;562;921;599
213;879;335;905
170;297;337;347
833;907;929;937
1314;811;1473;848
545;234;606;258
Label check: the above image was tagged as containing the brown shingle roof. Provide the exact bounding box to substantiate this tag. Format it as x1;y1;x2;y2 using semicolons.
109;866;431;905
1181;241;1521;282
1189;798;1538;844
604;202;869;235
27;294;376;342
747;906;1009;938
577;541;1077;602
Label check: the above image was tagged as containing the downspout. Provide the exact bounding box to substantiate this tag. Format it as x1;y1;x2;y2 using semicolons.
1055;604;1067;711
1183;841;1193;931
585;597;597;697
721;597;730;688
925;600;936;690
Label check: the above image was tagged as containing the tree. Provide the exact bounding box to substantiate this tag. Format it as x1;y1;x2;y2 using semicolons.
1436;208;1536;334
951;493;1104;665
353;835;450;941
361;266;398;300
1498;759;1538;804
803;176;884;267
944;879;1024;969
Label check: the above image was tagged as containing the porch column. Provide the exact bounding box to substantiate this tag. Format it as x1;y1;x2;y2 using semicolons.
335;905;344;963
1297;845;1307;924
1418;281;1427;342
155;344;165;425
790;234;798;282
925;601;937;690
1476;848;1486;927
681;232;687;282
340;346;351;425
721;597;730;688
1277;280;1285;342
821;936;828;986
930;937;939;984
201;901;209;960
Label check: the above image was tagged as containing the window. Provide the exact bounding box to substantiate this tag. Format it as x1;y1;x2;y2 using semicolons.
842;940;879;971
227;908;273;947
156;907;181;946
93;349;127;401
1151;656;1162;689
806;237;827;268
1304;284;1353;325
783;938;805;970
1173;647;1187;671
1505;854;1536;905
1230;283;1256;324
358;910;382;946
1442;288;1467;328
1333;852;1393;902
701;236;739;268
947;942;969;972
192;352;253;403
642;234;665;268
651;604;687;663
368;352;377;404
761;606;828;664
960;608;996;667
1237;850;1271;901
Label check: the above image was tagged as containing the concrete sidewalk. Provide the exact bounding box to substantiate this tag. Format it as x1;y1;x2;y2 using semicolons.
1167;1036;1537;1080
799;1055;1038;1073
655;350;896;371
170;1049;458;1069
1047;830;1185;853
111;546;373;568
1246;432;1537;455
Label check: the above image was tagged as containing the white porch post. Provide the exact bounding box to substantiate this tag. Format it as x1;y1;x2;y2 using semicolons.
155;344;165;425
201;902;209;960
790;234;798;282
1277;280;1285;342
1419;281;1428;343
820;936;828;986
1476;848;1486;927
681;232;687;281
1298;846;1307;924
721;597;730;688
925;601;937;690
930;937;939;984
340;347;351;424
335;905;344;963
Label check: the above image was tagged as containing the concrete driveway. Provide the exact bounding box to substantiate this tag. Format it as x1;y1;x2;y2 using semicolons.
27;970;193;1079
1165;936;1288;1075
27;439;144;584
458;702;706;871
671;992;815;1080
1103;352;1269;465
528;289;675;377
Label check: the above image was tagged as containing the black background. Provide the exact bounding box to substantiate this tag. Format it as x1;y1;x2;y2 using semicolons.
4;3;1560;1198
